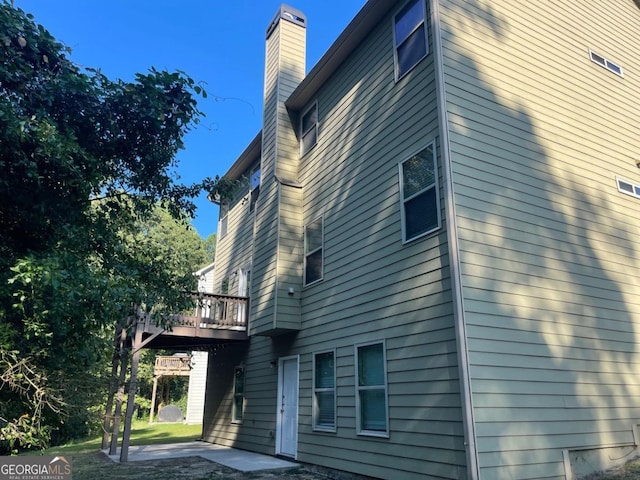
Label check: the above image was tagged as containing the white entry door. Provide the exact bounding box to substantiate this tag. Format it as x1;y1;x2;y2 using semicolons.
276;356;299;458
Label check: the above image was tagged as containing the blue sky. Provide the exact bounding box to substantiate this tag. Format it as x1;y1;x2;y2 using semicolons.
14;0;366;238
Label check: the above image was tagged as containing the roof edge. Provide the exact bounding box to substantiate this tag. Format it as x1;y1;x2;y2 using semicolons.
224;131;262;181
285;0;397;111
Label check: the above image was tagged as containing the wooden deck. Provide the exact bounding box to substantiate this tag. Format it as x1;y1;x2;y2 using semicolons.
153;355;192;376
141;293;249;348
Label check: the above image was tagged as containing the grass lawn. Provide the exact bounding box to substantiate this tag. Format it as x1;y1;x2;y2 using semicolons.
43;421;203;455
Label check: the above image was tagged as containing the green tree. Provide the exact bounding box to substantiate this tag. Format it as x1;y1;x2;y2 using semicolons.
0;1;213;452
204;233;217;263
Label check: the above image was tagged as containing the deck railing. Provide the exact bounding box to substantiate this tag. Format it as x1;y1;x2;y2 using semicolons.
142;292;249;335
154;355;191;376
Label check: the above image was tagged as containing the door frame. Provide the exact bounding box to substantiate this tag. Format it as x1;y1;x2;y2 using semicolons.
276;355;299;458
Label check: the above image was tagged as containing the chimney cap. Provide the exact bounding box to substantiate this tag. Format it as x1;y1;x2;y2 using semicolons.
266;4;306;39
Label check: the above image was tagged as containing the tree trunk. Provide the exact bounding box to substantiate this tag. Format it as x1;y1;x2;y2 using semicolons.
109;317;132;455
120;318;143;462
102;321;125;449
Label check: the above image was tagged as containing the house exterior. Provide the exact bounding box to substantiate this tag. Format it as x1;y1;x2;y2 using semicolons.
202;1;640;479
195;262;216;294
185;351;209;424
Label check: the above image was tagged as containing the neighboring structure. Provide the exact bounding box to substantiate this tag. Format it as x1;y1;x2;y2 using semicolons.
195;262;215;294
149;352;209;424
185;351;209;424
202;1;640;479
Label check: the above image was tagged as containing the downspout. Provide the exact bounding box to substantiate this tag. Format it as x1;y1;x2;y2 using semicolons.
430;1;480;479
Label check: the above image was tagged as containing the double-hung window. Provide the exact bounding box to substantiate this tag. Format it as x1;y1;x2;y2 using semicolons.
249;166;261;213
393;0;428;80
300;102;318;156
304;216;323;285
313;351;336;432
399;142;440;242
356;341;389;437
232;366;245;423
219;203;229;239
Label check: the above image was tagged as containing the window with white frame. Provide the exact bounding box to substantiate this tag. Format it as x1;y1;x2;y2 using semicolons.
249;165;261;213
589;49;623;77
400;142;440;242
313;350;336;432
356;341;388;436
232;366;245;423
617;177;640;198
219;202;229;239
304;216;323;285
300;102;318;156
393;0;428;80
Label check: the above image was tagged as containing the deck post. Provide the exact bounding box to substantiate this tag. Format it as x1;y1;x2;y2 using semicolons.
149;376;158;424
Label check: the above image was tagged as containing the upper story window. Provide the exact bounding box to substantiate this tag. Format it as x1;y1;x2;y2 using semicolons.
300;101;318;156
399;142;440;243
249;166;261;213
393;0;428;80
589;49;623;77
617;177;640;198
250;166;261;189
219;203;229;239
304;216;323;285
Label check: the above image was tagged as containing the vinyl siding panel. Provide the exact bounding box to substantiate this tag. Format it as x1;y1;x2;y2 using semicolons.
288;6;463;479
206;2;464;479
185;351;208;424
439;0;640;477
252;17;306;335
214;196;255;294
274;183;303;329
249;178;278;334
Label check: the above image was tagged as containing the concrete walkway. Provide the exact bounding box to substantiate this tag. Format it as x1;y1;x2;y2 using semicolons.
105;442;299;472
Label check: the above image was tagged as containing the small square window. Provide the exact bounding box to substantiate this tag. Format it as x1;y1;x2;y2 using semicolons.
606;60;622;76
355;341;388;437
399;142;440;242
590;51;606;67
304;217;323;285
619;180;634;193
590;49;623;77
300;102;318;156
393;0;428;80
617;177;640;199
313;351;336;432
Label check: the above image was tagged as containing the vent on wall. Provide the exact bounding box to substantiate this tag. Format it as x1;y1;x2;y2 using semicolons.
617;177;640;198
590;50;623;77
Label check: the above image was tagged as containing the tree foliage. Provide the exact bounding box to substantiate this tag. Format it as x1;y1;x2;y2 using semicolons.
0;1;214;452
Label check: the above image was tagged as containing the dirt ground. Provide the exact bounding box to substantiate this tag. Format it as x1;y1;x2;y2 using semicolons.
70;451;640;480
70;451;343;480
